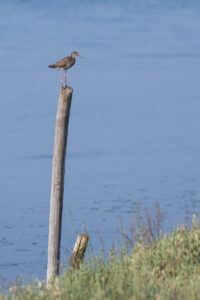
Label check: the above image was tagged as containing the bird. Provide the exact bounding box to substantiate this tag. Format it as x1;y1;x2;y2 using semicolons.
48;51;84;88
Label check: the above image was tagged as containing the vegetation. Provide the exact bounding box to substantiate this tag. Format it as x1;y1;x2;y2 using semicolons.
1;213;200;299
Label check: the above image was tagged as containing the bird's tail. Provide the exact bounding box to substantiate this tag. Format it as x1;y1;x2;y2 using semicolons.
48;64;56;68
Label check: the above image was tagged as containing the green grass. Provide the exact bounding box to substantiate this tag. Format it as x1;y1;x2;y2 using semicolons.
1;215;200;300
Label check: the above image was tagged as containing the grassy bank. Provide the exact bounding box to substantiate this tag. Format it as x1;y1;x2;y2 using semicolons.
1;215;200;299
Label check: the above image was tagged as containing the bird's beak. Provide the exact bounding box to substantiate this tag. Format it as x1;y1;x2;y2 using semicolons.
78;54;84;58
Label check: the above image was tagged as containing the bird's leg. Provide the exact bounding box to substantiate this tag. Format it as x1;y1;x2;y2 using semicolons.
65;71;67;88
61;71;63;88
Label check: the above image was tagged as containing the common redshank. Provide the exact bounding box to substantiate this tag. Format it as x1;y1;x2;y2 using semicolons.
48;51;84;88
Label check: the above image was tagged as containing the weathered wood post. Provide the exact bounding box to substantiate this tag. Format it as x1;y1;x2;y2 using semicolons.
47;86;73;283
69;234;90;269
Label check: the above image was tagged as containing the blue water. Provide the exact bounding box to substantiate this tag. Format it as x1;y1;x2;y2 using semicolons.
0;0;200;284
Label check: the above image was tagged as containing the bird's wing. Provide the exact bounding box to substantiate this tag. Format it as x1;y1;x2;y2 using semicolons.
63;56;71;62
62;56;74;65
52;56;71;68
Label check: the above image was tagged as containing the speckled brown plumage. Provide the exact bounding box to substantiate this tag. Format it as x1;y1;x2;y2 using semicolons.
48;55;75;70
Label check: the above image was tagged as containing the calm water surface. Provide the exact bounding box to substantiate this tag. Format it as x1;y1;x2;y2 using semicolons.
0;0;200;283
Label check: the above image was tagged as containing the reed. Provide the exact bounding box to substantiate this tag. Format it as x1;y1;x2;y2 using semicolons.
3;214;200;300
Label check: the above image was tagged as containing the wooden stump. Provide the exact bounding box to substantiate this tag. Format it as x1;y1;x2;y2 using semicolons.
47;87;73;283
70;234;89;269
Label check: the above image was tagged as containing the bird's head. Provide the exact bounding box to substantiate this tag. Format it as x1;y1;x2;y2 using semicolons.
71;51;84;58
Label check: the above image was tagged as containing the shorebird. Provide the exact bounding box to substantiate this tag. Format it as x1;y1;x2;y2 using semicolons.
48;51;84;87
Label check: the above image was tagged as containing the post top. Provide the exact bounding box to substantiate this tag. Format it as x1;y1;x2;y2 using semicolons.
60;86;73;96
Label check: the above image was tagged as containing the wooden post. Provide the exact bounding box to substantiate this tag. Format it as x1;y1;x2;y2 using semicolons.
69;234;89;269
47;86;73;283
